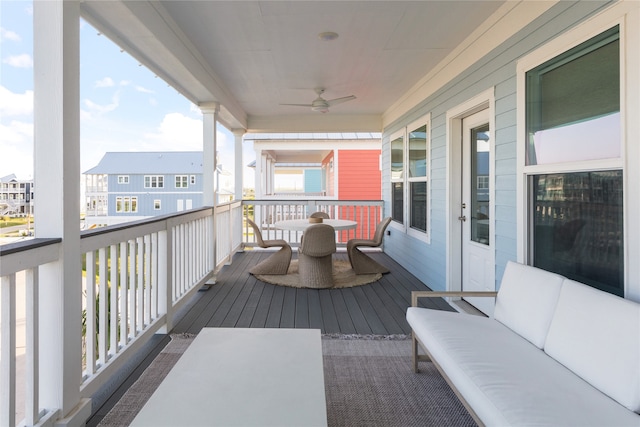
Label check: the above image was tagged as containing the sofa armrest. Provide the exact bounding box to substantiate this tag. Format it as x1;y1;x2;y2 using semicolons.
411;291;498;307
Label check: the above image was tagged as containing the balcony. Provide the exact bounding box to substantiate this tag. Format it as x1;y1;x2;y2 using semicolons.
1;199;454;427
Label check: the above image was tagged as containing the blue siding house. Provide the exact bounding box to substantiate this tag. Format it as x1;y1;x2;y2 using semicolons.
84;152;203;227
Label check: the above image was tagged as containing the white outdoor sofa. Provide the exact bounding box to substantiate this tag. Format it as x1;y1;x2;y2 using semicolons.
407;261;640;426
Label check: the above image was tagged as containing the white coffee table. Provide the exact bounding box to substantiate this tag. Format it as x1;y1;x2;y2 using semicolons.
130;328;327;426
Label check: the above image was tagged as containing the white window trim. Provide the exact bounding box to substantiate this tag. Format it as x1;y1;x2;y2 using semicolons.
516;4;640;300
388;115;431;243
406;115;431;243
175;175;188;188
154;199;161;210
118;175;129;184
144;175;165;188
389;128;405;233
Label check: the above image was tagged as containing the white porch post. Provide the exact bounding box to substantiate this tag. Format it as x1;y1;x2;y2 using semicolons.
200;103;218;285
200;103;219;207
233;129;245;201
33;0;90;424
254;149;264;198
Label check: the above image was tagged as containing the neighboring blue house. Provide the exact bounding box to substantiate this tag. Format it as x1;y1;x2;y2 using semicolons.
0;174;34;217
84;152;203;227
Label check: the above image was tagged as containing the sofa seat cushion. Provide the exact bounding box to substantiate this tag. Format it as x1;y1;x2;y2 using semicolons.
407;307;640;426
493;261;564;349
545;279;640;413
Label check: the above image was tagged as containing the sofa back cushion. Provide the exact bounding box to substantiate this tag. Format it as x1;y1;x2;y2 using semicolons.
493;261;564;349
545;279;640;413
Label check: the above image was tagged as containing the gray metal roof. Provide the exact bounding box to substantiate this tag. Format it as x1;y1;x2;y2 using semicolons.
84;152;203;175
0;174;18;183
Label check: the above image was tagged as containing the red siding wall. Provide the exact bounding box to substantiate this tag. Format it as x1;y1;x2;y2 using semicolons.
337;150;382;239
337;150;381;200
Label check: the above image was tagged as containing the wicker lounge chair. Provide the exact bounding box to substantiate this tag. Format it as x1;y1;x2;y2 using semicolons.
246;218;292;275
347;217;392;274
298;223;337;288
309;211;330;219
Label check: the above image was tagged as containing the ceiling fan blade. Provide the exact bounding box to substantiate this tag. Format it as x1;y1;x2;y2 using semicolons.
326;95;356;106
279;103;313;107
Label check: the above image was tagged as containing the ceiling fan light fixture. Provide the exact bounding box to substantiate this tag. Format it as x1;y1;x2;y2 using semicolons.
318;31;339;41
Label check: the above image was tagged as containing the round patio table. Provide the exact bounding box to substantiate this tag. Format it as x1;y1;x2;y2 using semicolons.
274;218;357;231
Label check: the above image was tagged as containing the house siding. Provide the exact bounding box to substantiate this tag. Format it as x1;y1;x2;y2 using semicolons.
337;150;381;200
381;1;611;291
106;173;204;217
337;150;382;238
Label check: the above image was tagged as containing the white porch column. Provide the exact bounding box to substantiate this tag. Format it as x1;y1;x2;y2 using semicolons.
232;129;245;200
254;148;264;198
200;103;218;286
200;102;219;206
34;0;90;424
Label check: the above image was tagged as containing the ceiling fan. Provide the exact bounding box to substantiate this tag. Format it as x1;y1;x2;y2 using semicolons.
280;88;356;113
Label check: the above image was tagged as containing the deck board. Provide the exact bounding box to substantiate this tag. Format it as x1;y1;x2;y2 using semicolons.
172;249;455;335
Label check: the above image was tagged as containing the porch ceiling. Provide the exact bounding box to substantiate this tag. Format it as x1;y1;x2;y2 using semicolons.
80;1;506;133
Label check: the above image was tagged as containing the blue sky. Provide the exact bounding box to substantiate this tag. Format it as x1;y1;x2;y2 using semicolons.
1;1;254;187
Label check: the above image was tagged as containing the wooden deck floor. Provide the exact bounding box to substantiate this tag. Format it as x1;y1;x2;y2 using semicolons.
86;249;456;426
172;249;454;336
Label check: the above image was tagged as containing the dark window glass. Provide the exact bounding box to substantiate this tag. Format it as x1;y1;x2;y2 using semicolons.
532;171;623;296
410;182;427;232
392;182;403;224
526;27;620;165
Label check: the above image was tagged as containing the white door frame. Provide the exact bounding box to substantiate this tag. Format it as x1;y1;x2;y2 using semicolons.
445;88;496;293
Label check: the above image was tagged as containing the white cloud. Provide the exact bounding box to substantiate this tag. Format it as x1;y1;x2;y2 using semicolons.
83;91;120;116
144;112;203;150
3;53;33;68
135;85;154;94
0;120;34;178
0;27;21;42
0;86;33;117
95;77;115;88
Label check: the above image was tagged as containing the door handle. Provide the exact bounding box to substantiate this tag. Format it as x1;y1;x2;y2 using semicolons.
458;215;467;222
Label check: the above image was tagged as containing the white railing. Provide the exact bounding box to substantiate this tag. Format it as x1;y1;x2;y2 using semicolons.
1;238;62;427
0;205;247;426
241;199;384;246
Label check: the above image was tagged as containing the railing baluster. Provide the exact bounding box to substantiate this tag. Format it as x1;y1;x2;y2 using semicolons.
151;233;158;319
119;241;128;346
129;239;137;337
98;247;108;365
144;234;151;325
1;274;16;427
85;251;96;374
26;267;39;425
137;237;144;329
110;244;118;355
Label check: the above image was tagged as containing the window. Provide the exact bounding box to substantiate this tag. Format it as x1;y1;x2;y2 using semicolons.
175;175;188;188
408;123;428;233
477;176;489;189
190;175;196;185
154;200;161;210
523;26;623;296
115;196;138;213
144;175;164;188
389;116;430;239
390;132;404;224
118;175;129;184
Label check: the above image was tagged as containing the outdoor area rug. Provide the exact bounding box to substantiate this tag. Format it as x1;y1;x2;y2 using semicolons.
254;259;382;289
97;333;476;427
